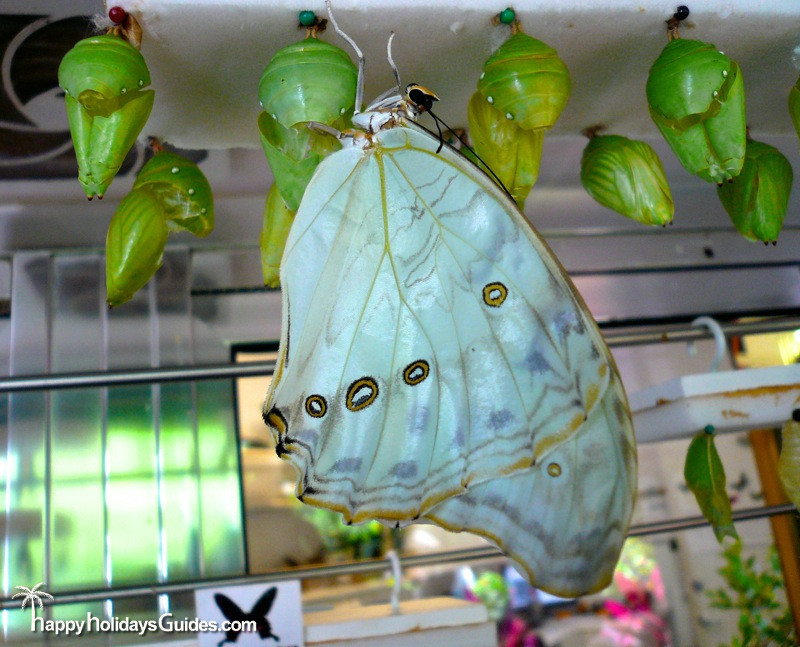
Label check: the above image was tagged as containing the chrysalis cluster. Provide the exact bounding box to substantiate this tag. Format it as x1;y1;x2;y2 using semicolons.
106;150;214;307
468;13;570;208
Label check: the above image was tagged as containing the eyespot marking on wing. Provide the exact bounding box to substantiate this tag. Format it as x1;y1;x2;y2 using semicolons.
482;282;508;307
346;377;379;411
403;360;430;386
305;395;328;418
547;462;562;477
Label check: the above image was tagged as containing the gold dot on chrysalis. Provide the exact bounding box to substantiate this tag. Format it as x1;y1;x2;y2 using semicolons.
340;107;346;114
120;87;127;93
487;96;494;104
482;282;508;307
200;208;207;214
188;188;195;196
547;462;562;477
722;70;728;77
480;72;485;80
505;112;513;120
138;79;144;86
713;90;718;98
171;167;179;174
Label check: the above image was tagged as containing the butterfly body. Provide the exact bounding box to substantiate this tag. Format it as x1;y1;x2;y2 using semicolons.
264;110;636;595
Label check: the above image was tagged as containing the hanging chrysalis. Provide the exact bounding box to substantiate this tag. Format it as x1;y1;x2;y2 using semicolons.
717;138;792;244
106;147;214;307
132;150;214;237
580;131;674;226
58;9;154;199
106;190;169;307
684;425;738;543
260;184;296;288
789;75;800;149
257;12;357;211
646;8;746;184
778;410;800;511
467;8;570;208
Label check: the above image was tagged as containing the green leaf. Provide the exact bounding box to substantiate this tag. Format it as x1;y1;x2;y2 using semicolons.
684;431;739;542
778;415;800;510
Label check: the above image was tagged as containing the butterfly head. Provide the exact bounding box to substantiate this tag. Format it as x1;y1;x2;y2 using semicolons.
405;84;439;115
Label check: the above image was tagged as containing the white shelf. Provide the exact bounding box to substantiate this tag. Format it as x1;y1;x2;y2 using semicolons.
630;364;800;443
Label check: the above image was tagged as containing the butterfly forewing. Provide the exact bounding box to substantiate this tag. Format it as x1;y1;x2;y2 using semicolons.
265;123;616;525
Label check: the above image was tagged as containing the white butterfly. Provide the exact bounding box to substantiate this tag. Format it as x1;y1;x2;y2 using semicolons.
263;7;636;597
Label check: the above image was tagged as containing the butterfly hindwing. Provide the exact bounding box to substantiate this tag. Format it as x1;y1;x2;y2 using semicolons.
265;124;615;525
425;370;636;596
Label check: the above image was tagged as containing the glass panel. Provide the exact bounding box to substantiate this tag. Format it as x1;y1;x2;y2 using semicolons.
3;253;50;642
104;283;159;591
49;255;105;591
153;250;202;581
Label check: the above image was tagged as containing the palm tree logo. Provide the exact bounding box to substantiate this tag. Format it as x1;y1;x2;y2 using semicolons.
13;583;54;625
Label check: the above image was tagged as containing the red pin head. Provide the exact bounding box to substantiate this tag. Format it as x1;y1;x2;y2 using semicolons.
108;6;127;24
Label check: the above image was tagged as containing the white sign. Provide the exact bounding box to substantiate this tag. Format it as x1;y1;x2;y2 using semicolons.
195;580;303;647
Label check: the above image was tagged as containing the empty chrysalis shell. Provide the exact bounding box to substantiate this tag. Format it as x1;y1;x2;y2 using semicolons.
789;75;800;147
106;189;169;308
646;38;746;184
58;34;154;199
467;92;542;208
258;35;356;211
717;139;793;244
476;31;571;133
258;112;340;211
581;135;674;226
260;184;296;288
258;38;357;129
133;151;214;237
105;150;214;307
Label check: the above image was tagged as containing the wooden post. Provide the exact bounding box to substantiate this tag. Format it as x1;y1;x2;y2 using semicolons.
749;428;800;637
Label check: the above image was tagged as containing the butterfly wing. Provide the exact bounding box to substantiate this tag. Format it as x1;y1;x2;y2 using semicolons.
425;369;636;596
264;122;620;527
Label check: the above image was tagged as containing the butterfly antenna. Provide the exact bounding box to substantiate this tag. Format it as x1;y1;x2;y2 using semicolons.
428;111;445;153
387;32;402;93
428;110;514;201
325;0;364;114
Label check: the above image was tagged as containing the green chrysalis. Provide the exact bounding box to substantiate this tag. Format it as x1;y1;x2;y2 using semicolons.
580;134;674;226
257;34;357;211
684;429;738;543
476;31;571;133
260;184;296;288
468;24;570;205
646;38;746;184
58;34;154;199
106;189;169;308
106;149;214;306
789;75;800;148
778;413;800;511
258;37;357;129
717;139;793;244
467;92;542;208
133;150;214;237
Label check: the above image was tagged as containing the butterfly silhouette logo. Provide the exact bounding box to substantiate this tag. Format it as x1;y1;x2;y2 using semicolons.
214;587;279;645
